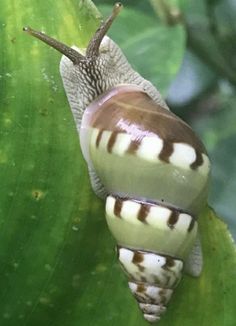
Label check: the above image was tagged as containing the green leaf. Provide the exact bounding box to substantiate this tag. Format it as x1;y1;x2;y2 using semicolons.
0;1;236;326
167;50;217;108
212;0;236;73
182;0;236;86
192;93;236;240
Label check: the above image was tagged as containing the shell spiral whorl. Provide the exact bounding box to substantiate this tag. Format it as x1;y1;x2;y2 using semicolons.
105;195;194;323
80;85;210;323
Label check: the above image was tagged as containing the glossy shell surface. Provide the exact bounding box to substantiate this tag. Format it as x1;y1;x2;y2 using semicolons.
106;195;197;260
79;83;211;323
80;85;210;216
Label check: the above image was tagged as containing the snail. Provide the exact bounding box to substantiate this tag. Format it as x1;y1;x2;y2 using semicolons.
24;2;210;323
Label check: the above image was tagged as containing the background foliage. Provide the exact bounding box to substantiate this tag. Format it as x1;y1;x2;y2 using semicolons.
0;0;236;325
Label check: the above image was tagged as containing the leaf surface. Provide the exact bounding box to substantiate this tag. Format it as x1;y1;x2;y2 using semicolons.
0;1;235;326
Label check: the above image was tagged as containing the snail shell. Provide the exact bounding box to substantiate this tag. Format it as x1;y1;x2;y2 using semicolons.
79;84;210;322
24;3;211;323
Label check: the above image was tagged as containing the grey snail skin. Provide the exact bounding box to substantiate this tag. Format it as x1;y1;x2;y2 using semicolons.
24;3;210;323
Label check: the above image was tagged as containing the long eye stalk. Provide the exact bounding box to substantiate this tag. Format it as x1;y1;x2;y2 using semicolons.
86;2;123;58
23;2;123;63
23;27;84;64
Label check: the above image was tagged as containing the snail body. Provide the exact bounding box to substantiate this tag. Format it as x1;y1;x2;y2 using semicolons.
24;3;210;323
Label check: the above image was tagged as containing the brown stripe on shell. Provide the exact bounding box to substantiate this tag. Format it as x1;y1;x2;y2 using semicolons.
135;295;148;304
187;218;195;232
126;138;141;154
136;292;156;305
107;131;119;153
114;197;123;217
137;283;146;293
162;257;175;270
95;129;104;148
130;282;172;306
137;203;150;223
159;289;169;305
90;90;207;155
159;141;174;163
111;196;196;233
167;210;179;229
132;251;144;264
191;151;204;170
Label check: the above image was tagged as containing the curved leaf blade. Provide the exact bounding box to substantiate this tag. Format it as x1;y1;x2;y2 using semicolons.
0;1;235;326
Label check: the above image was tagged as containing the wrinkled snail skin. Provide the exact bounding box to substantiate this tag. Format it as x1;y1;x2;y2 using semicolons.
24;3;211;324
